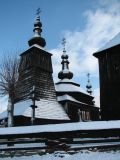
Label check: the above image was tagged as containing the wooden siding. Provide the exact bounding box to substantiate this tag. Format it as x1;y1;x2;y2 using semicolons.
97;45;120;120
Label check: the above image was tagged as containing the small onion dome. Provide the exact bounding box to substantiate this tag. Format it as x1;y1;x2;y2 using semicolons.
34;16;42;28
86;83;92;89
28;14;46;47
86;73;92;95
86;82;92;95
28;36;46;47
58;70;73;80
61;54;68;59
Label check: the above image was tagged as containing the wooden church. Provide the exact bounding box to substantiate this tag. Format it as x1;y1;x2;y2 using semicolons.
0;12;99;126
93;33;120;120
55;38;99;122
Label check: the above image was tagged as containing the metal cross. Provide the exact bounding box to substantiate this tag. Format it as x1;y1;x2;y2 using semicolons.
36;8;41;16
87;73;90;79
62;38;66;51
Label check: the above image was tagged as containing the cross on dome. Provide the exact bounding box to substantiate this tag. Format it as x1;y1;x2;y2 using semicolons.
36;8;41;16
87;73;90;79
86;73;92;95
58;38;73;80
62;38;66;52
28;8;46;47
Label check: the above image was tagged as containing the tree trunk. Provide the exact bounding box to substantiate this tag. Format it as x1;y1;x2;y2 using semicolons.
7;98;14;127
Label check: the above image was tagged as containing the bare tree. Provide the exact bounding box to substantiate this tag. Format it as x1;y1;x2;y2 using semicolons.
0;55;19;127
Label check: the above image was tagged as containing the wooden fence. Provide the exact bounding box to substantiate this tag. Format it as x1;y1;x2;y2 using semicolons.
0;125;120;153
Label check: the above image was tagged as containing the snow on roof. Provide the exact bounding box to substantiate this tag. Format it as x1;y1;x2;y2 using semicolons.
0;99;69;120
55;79;81;92
55;83;80;92
20;44;52;56
23;99;69;120
56;78;80;84
32;44;44;50
55;79;89;95
0;100;31;119
57;94;94;107
57;94;80;102
0;120;120;135
97;32;120;52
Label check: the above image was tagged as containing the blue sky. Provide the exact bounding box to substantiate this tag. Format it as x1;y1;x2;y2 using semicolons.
0;0;99;50
0;0;120;110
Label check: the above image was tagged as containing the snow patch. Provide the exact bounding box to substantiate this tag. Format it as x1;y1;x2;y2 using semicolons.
0;150;120;160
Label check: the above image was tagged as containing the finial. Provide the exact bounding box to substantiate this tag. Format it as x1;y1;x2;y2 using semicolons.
28;8;46;47
86;73;92;95
36;8;41;17
58;38;73;80
62;38;66;52
87;73;90;80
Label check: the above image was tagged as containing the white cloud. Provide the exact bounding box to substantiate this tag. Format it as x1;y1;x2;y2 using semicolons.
93;88;100;107
51;0;120;106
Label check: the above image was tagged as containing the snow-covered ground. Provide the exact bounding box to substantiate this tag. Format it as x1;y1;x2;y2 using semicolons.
0;150;120;160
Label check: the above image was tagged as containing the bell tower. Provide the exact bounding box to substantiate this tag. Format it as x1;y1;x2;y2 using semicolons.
16;9;56;101
15;9;69;125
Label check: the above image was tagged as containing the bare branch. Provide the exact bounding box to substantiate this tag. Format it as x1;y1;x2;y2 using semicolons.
0;54;19;100
0;53;20;127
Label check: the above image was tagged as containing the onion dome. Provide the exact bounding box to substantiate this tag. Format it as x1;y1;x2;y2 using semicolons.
86;73;92;95
58;38;73;80
28;8;46;47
